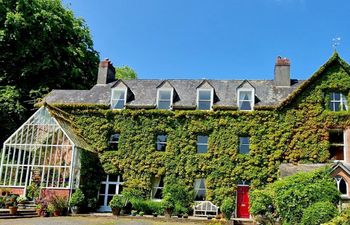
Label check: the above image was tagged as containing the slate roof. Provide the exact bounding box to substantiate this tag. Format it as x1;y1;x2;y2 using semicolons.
279;163;329;178
44;79;304;109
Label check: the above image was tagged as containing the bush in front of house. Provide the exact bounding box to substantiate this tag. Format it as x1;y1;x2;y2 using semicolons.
109;195;126;216
250;167;340;225
300;201;337;225
221;197;235;220
162;178;193;216
322;207;350;225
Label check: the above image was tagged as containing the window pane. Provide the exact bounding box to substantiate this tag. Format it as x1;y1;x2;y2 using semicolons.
109;175;119;182
239;145;249;154
157;135;167;143
197;135;208;144
118;185;123;195
333;92;341;100
159;90;171;100
198;90;211;101
99;183;106;194
340;179;347;194
112;100;125;109
239;91;252;100
158;101;171;109
157;143;166;151
240;137;250;145
329;130;343;144
198;101;211;110
113;90;125;100
107;196;113;205
239;101;252;110
154;188;163;199
197;145;208;153
110;134;119;142
98;195;104;206
108;184;116;195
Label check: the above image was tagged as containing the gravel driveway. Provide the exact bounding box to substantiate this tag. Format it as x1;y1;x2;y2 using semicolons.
0;216;210;225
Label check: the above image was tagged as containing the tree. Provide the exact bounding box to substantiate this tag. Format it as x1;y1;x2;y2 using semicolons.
0;0;99;142
115;66;137;80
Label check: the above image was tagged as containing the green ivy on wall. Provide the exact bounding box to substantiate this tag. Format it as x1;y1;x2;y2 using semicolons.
50;54;350;206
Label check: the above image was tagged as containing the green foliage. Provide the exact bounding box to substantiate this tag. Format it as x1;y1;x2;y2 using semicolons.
250;167;340;225
115;66;137;80
323;207;350;225
0;86;25;143
163;179;193;212
48;195;68;212
0;0;99;142
249;189;273;216
109;195;126;209
52;56;350;206
69;189;85;207
130;199;163;215
79;149;103;211
221;197;235;220
300;201;337;225
162;193;175;210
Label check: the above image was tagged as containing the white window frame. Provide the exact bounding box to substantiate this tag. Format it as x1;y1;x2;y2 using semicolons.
156;134;167;151
237;88;255;111
335;176;348;197
108;133;119;150
110;88;127;110
330;92;348;112
152;176;164;201
239;137;250;154
98;175;124;212
156;88;173;110
194;178;206;202
329;130;346;162
197;89;214;110
197;135;209;153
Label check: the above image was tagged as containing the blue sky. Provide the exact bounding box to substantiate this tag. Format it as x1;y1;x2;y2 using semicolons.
62;0;350;80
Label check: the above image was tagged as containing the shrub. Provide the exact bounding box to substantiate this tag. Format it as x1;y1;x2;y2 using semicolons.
69;189;85;207
322;207;350;225
221;197;235;220
162;193;175;210
301;201;337;225
48;195;68;212
109;195;126;209
163;180;193;208
250;167;340;225
147;200;163;215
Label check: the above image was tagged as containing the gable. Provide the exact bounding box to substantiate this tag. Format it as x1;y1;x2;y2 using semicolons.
278;52;350;109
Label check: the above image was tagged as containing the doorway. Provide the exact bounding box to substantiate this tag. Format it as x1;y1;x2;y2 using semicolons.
236;185;250;218
97;175;123;212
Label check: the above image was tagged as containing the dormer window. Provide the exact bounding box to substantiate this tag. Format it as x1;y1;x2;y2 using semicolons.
111;88;127;109
335;176;348;196
329;92;348;111
157;89;173;110
197;89;213;110
238;89;254;111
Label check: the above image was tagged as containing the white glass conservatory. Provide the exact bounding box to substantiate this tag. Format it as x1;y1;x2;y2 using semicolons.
0;107;86;194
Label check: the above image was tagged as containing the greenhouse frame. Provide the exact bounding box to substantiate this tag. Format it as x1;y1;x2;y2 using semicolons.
0;107;87;197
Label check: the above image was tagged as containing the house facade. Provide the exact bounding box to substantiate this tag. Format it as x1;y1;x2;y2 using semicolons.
1;52;350;217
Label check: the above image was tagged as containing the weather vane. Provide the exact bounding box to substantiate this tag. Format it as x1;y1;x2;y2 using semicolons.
332;37;341;50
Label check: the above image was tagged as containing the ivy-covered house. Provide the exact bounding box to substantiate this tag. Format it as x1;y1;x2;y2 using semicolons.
1;52;350;218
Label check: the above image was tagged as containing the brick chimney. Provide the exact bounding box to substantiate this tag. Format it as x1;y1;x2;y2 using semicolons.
274;56;290;87
97;58;116;84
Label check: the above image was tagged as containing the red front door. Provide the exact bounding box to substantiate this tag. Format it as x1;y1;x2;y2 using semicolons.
237;185;250;218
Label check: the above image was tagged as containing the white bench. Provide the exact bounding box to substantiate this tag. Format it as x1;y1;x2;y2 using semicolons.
193;201;219;217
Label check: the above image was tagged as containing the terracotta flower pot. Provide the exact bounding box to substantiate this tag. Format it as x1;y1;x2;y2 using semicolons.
36;208;42;216
112;208;121;216
9;206;18;215
53;210;61;216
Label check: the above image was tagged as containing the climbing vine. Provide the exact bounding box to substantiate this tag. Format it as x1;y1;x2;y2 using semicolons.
48;54;350;205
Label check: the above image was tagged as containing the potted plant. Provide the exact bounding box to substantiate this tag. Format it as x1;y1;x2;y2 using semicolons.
109;195;126;216
17;195;27;209
36;203;43;216
69;188;85;214
6;195;18;214
48;195;68;216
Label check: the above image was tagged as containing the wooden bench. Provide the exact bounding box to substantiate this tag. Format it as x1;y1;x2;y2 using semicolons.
193;201;219;217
